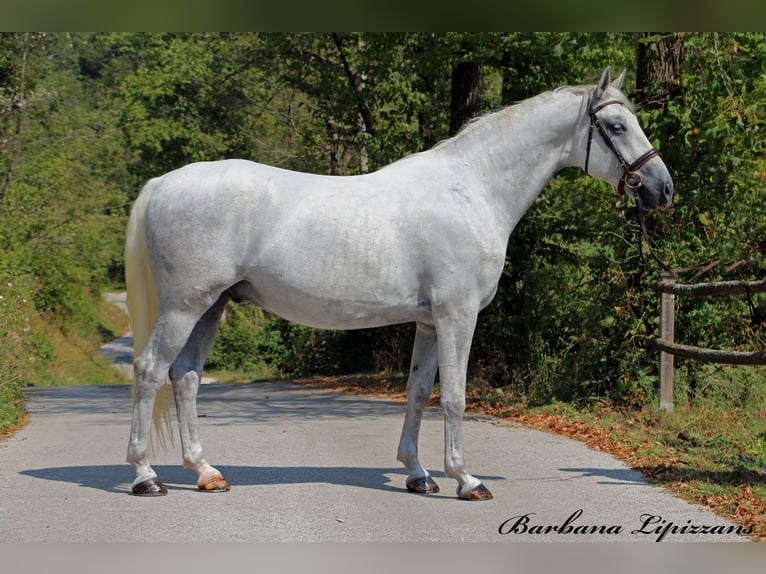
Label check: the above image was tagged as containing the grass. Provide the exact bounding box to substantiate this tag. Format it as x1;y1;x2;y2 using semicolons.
0;292;132;438
0;380;27;440
204;364;280;384
32;296;131;387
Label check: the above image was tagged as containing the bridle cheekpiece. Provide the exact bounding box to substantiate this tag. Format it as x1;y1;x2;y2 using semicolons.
584;98;660;197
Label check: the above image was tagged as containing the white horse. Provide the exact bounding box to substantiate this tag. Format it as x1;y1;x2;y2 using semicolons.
125;67;673;499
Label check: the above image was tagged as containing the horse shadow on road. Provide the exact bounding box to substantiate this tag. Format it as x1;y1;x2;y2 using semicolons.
21;464;505;496
21;462;642;495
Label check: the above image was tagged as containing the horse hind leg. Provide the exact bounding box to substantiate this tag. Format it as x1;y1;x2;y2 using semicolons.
397;322;441;494
170;293;231;492
127;298;220;496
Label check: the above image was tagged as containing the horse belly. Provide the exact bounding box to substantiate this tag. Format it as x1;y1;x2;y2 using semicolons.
230;272;430;330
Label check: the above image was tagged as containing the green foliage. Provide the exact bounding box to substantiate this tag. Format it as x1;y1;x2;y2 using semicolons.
0;34;132;421
646;33;765;270
206;302;278;372
112;33;262;181
1;62;131;329
0;272;38;430
207;301;388;377
634;33;766;399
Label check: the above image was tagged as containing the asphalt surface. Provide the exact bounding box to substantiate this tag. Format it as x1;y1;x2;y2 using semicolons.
0;378;749;542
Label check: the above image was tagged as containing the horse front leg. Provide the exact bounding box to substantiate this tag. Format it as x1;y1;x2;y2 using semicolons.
170;294;231;492
435;310;493;500
397;322;440;493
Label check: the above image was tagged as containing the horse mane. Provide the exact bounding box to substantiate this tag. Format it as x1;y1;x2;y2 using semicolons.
428;82;633;154
554;84;634;111
431;92;547;150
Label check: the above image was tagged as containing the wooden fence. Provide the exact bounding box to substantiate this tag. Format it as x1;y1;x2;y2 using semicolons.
648;273;766;411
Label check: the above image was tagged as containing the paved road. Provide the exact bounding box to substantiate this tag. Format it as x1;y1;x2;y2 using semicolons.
0;380;749;542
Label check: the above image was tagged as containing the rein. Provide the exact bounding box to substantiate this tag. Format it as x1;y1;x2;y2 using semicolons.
584;99;661;197
583;97;673;276
637;208;676;276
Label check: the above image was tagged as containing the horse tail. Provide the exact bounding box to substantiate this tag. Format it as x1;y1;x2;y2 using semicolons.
125;178;173;451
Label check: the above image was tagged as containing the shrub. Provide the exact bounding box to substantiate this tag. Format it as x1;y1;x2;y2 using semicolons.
0;272;40;432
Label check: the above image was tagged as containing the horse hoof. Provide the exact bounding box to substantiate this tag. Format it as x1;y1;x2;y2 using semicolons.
197;475;231;493
458;483;493;501
406;475;440;494
132;477;168;496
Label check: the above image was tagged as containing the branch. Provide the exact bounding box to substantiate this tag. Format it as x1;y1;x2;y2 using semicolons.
653;278;766;297
648;336;766;365
330;33;376;137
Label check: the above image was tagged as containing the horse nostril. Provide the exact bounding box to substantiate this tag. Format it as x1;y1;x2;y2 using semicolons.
663;180;674;199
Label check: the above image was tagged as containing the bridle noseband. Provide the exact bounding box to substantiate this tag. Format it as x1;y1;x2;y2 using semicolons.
584;99;660;197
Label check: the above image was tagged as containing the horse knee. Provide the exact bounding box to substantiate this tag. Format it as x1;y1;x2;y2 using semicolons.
408;385;431;412
133;354;164;391
440;394;466;418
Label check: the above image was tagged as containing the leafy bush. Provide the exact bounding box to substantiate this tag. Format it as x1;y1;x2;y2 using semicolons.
206;302;278;372
0;272;40;431
207;301;393;376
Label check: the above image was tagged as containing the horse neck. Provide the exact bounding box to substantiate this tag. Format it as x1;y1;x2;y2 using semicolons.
434;89;587;236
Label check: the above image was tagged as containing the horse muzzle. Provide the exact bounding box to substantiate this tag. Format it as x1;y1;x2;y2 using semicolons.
629;173;673;210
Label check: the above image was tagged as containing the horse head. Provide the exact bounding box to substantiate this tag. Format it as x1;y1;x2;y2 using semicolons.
583;66;674;210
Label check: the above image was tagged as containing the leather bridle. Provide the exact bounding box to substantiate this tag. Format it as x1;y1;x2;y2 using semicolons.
584;98;660;197
585;97;674;275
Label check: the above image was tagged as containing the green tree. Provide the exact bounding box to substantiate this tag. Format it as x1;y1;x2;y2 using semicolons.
99;33;259;184
0;36;132;326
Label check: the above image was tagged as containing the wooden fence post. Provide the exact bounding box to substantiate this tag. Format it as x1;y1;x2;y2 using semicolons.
659;272;676;412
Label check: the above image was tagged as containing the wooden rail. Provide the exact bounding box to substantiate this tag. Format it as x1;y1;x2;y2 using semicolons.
650;272;766;411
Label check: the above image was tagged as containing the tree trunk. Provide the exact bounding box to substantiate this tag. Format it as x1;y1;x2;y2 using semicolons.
331;33;374;174
500;50;514;106
326;118;340;175
634;32;683;111
449;59;482;136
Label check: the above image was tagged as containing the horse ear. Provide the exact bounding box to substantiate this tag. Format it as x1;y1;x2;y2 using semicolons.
611;68;627;91
595;66;612;99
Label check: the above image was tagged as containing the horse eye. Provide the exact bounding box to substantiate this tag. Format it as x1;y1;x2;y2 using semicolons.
611;123;626;134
